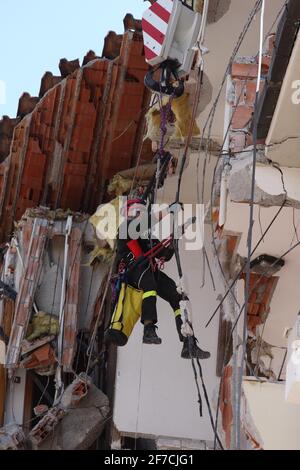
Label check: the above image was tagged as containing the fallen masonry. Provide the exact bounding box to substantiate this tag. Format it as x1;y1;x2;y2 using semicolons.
29;373;110;450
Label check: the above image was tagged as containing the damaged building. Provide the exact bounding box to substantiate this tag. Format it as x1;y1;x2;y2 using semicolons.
0;18;153;450
210;0;300;449
1;0;300;452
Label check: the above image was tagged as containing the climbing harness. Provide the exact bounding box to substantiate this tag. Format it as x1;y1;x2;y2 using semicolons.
106;212;197;347
106;233;172;346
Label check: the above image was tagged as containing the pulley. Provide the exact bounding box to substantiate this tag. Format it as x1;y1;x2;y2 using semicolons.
144;59;185;97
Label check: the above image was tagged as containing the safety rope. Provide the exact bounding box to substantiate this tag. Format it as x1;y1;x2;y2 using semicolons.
196;356;224;450
159;94;173;158
135;338;144;449
165;62;227;445
190;355;203;417
147;10;226;443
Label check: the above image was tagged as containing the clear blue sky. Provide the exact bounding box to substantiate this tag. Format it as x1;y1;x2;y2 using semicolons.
0;0;146;117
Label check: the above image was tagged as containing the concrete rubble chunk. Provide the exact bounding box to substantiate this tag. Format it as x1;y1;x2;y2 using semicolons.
20;343;56;375
227;150;300;208
0;424;25;450
34;404;49;417
29;373;110;450
29;407;66;448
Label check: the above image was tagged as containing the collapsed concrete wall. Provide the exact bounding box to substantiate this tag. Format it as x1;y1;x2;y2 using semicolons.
29;374;109;450
0;375;110;450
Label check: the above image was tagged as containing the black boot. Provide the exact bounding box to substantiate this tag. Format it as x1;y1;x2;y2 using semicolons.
181;336;210;360
143;323;162;345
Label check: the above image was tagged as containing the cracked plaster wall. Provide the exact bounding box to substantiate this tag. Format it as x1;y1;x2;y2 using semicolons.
228;151;300;209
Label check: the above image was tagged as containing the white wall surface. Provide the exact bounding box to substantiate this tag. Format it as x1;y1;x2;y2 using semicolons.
243;379;300;450
266;31;300;168
255;166;300;202
225;202;300;378
286;318;300;405
4;368;27;426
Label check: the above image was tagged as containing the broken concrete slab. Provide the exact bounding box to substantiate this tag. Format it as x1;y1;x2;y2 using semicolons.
29;374;110;450
0;424;25;450
29;407;66;448
228;150;300;209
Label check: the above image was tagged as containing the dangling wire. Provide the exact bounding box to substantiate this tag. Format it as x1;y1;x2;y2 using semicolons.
169;58;225;442
235;0;266;449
